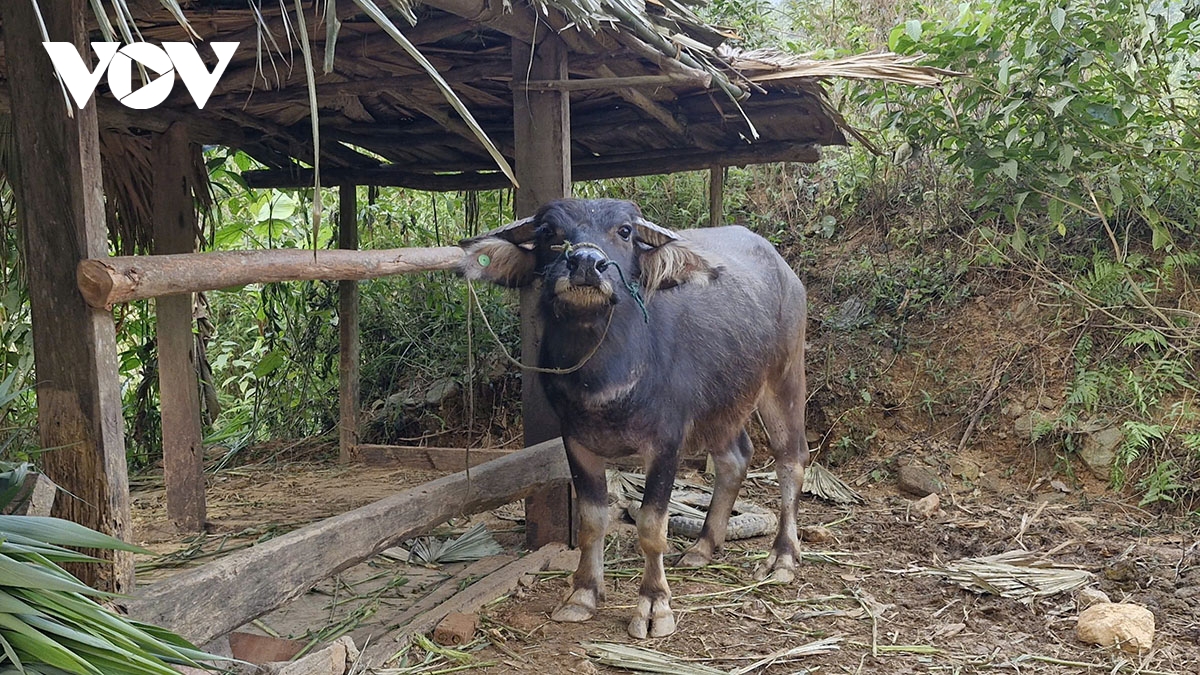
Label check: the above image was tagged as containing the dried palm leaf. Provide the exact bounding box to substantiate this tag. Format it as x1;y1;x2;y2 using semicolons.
407;523;502;565
584;642;727;675
911;550;1093;602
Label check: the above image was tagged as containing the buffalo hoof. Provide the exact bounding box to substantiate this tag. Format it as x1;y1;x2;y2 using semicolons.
676;550;712;568
753;551;796;583
628;595;676;639
551;587;599;623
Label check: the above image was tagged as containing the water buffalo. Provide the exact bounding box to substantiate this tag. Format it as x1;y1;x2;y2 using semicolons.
460;198;809;638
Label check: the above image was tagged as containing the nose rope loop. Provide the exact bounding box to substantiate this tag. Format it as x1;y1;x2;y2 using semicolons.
466;278;615;375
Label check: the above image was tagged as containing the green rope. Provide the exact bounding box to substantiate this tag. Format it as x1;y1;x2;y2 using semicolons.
607;261;649;324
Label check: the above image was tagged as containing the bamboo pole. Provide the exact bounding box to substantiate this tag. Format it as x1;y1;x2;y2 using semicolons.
77;246;465;309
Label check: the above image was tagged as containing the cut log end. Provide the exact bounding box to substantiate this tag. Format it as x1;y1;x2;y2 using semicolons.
76;259;119;309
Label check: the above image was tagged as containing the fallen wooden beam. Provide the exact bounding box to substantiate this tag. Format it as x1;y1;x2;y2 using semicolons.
352;445;514;472
358;543;567;669
77;246;464;309
127;437;569;646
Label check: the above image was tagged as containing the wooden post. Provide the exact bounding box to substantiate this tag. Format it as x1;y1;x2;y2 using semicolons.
1;0;133;592
153;123;206;532
709;165;724;228
513;34;573;548
338;186;360;463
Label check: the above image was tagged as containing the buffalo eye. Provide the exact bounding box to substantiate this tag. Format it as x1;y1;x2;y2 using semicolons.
617;224;633;240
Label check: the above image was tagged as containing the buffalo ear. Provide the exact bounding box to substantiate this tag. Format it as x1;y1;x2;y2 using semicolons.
459;238;536;288
639;241;721;291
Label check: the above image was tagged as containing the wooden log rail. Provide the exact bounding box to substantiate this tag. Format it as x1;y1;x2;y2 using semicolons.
77;246;465;308
127;437;570;646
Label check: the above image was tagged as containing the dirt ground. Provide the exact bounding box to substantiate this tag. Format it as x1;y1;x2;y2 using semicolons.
128;224;1199;673
130;439;1199;675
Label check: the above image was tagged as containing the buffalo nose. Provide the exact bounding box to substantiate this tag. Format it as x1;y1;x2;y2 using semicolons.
567;248;607;272
567;248;608;284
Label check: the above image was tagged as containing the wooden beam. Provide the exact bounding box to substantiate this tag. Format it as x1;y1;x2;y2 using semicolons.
126;437;570;646
77;246;464;309
352;445;513;471
512;34;573;549
241;143;820;190
338;187;360;463
153;123;206;532
0;0;133;593
595;64;688;140
512;74;710;92
709;165;725;228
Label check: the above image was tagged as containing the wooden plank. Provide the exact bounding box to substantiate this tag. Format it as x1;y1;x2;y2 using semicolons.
126;437;570;645
338;186;360;463
77;246;465;308
352;445;513;471
153;123;206;532
512;35;573;549
359;544;566;669
239;143;821;190
709;165;725;228
0;0;133;593
379;555;515;634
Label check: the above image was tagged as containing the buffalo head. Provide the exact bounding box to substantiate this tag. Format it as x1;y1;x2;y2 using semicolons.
458;199;719;314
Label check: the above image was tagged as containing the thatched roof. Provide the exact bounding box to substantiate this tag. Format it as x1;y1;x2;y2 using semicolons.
0;0;949;248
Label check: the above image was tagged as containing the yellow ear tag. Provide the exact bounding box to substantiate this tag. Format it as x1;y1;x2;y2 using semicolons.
477;254;491;267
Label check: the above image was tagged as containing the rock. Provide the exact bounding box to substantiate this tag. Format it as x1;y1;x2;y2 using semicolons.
1001;400;1025;419
1013;413;1033;439
950;457;981;481
911;492;940;518
1079;426;1123;479
1075;587;1111;609
1076;603;1154;654
897;464;944;497
424;378;461;406
800;525;834;543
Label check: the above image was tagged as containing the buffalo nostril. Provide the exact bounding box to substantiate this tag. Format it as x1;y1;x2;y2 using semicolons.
597;260;610;272
567;257;579;271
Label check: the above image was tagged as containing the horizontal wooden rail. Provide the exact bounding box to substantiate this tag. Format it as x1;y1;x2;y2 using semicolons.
127;437;570;646
77;246;464;308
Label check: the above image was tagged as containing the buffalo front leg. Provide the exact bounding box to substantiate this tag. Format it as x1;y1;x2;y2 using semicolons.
679;430;752;568
551;439;608;623
629;448;680;638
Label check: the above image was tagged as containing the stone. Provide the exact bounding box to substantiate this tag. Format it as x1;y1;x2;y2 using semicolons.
1079;427;1123;479
1001;399;1025;419
1076;603;1154;654
424;378;461;406
911;492;940;518
897;464;944;497
800;525;834;543
950;457;981;481
1075;587;1111;609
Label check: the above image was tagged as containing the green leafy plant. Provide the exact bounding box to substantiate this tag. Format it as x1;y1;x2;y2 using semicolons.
0;465;226;674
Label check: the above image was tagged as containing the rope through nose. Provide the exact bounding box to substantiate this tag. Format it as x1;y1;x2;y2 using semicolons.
551;239;648;323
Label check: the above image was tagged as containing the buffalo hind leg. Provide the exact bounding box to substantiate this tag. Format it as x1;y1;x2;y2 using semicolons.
678;429;753;568
551;439;608;623
754;364;810;583
629;446;680;638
